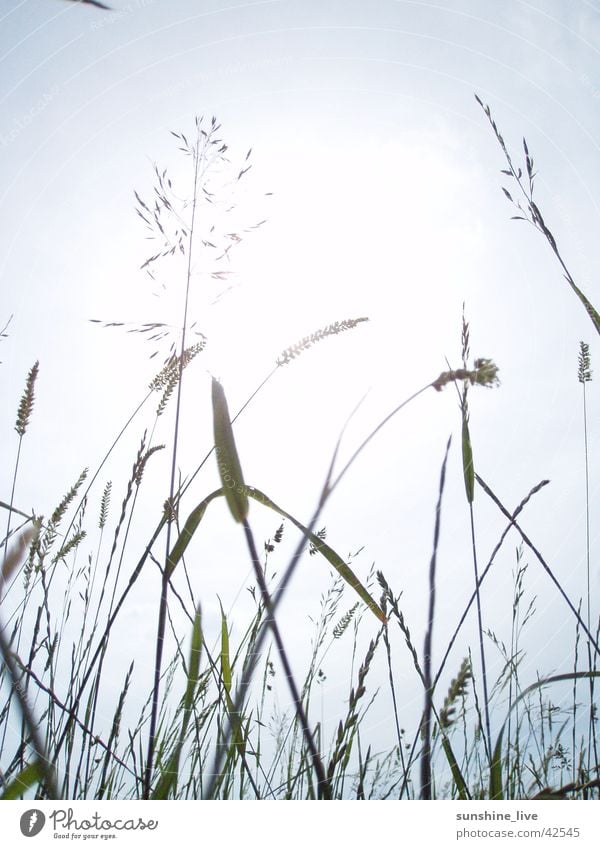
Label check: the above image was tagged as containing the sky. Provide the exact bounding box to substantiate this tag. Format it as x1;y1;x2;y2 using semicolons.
1;0;600;797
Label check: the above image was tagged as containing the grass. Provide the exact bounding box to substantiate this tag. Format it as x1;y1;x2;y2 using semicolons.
0;100;599;800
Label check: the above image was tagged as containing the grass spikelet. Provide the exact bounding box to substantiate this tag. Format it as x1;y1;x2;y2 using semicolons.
23;519;42;588
378;572;424;681
309;526;327;556
440;658;472;729
432;358;500;392
99;482;112;530
155;380;176;418
578;341;592;384
52;530;87;565
15;361;39;436
333;603;359;639
50;469;88;528
134;445;165;486
276;317;369;366
264;521;285;553
326;632;381;786
149;342;206;392
31;470;89;568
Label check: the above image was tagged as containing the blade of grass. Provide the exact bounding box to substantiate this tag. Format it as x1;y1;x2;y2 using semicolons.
152;606;202;800
0;761;44;800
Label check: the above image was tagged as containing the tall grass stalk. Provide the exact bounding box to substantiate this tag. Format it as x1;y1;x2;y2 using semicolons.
3;362;38;568
0;363;39;768
476;95;600;337
577;341;597;773
458;312;492;764
420;436;451;799
143;124;202;800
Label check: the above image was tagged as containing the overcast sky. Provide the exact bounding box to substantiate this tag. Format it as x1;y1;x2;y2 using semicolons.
1;0;600;787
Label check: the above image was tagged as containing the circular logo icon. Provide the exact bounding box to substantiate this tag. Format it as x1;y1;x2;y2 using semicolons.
20;810;46;837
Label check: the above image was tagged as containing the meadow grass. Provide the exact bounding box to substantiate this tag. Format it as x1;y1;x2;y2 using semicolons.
0;102;599;801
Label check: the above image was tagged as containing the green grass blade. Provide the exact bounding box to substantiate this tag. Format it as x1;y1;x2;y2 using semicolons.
246;486;386;623
489;731;504;801
568;278;600;336
212;378;249;523
440;735;470;800
185;606;203;713
168;484;386;623
152;607;203;800
166;489;223;578
0;761;43;800
219;602;232;698
461;416;474;504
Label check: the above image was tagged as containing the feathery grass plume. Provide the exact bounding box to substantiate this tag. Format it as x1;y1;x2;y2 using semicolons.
440;658;472;729
144;117;270;795
432;358;499;392
15;361;39;436
276;317;369;366
98;481;112;530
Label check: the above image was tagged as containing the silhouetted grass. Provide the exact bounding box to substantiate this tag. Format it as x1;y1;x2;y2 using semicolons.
0;103;598;800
